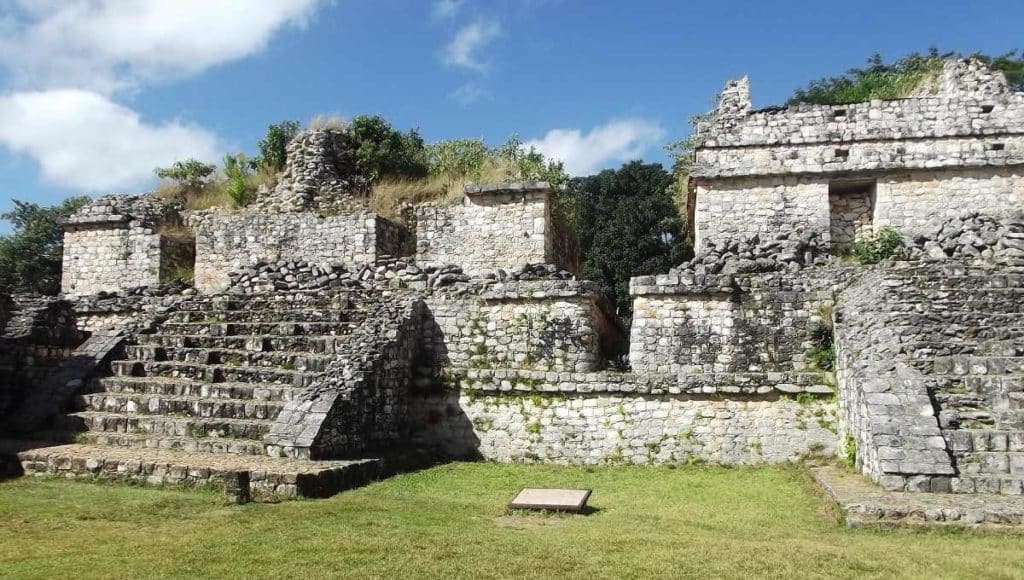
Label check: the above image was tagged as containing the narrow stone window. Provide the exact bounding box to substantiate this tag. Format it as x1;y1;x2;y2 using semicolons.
833;109;847;119
834;148;850;160
989;143;1006;151
981;104;995;114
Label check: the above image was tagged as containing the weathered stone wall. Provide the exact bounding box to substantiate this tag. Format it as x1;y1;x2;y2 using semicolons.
628;271;834;375
415;183;575;273
420;280;625;375
61;195;188;297
693;177;830;250
409;369;837;464
692;59;1024;252
188;210;409;293
0;296;83;422
874;167;1024;233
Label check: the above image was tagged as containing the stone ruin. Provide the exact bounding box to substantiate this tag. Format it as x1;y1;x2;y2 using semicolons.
2;59;1024;511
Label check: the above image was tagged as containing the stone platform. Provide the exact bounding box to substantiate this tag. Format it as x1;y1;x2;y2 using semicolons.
813;466;1024;529
0;440;382;500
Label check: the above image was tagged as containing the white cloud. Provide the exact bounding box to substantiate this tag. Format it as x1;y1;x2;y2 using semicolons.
526;118;667;175
0;89;221;191
0;0;324;94
432;0;464;21
450;82;488;105
441;20;501;73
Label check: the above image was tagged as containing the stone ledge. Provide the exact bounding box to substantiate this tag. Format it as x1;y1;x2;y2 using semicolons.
464;181;551;196
448;367;835;397
813;465;1024;529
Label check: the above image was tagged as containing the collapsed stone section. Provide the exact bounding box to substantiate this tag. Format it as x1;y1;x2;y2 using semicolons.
905;212;1024;265
668;228;830;277
253;128;363;213
692;59;1024;253
62;195;194;297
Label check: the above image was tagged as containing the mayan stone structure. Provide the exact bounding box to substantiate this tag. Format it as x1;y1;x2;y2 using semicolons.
691;59;1024;253
3;59;1023;511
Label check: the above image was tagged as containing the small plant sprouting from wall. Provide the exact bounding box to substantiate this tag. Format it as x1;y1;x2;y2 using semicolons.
842;434;857;468
852;226;905;265
807;305;836;372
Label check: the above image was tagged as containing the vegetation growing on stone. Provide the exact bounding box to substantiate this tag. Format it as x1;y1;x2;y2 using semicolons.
788;49;1024;105
852;226;905;264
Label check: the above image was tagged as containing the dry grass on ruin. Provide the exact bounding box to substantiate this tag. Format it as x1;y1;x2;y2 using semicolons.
1;463;1021;579
369;161;513;217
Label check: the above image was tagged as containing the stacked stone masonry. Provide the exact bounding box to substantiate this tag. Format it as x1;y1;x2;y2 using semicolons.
693;59;1024;252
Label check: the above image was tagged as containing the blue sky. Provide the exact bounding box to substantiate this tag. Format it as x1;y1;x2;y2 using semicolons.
0;0;1021;229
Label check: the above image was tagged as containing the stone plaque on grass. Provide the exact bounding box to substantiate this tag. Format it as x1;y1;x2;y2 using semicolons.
508;488;592;513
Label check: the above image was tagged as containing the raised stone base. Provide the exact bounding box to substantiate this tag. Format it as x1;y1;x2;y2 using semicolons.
813;465;1024;529
0;440;381;500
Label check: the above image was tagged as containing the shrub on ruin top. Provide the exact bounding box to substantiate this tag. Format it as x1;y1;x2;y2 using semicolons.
852;226;905;265
154;159;216;190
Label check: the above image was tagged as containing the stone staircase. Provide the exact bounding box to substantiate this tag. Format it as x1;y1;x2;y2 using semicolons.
884;266;1024;494
6;291;387;499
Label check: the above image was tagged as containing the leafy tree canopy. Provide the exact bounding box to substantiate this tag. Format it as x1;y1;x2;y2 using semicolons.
0;196;90;295
341;115;430;182
561;161;692;318
789;48;1024;105
252;120;302;173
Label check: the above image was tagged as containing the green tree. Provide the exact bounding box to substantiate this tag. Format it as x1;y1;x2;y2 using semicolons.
341;115;429;182
252;120;301;172
223;153;254;208
154;159;216;189
561;161;692;317
0;196;90;295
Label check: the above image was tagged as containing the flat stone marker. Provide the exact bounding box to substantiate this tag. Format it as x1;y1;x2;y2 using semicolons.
508;488;592;513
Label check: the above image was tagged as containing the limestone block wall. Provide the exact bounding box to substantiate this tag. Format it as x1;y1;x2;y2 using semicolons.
874;167;1024;233
420;280;625;374
409;370;837;465
691;59;1024;252
188;210;409;293
693;177;830;249
62;224;165;296
628;271;834;375
415;183;575;273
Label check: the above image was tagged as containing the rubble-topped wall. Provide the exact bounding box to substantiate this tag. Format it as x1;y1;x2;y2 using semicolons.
415;182;576;273
62;195;193;297
187;210;409;293
252;128;365;213
692;59;1024;252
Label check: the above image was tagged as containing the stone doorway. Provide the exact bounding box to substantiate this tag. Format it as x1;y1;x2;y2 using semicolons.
828;179;875;255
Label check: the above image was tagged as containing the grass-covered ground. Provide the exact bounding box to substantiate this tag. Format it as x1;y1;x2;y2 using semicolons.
1;463;1022;579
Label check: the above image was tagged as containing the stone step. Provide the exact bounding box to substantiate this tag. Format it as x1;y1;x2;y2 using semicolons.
1;440;382;499
157;321;352;337
124;345;333;372
168;308;358;324
886;325;1024;342
899;274;1024;291
72;431;268;456
903;340;1024;358
136;333;349;354
956;452;1024;475
880;312;1024;328
950;476;1024;495
78;392;285;421
910;357;1024;376
175;291;358;311
944;429;1024;453
57;411;272;440
110;360;318;387
96;376;301;402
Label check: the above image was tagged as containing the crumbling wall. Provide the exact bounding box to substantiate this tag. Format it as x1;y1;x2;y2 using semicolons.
188;210;409;293
415;183;574;273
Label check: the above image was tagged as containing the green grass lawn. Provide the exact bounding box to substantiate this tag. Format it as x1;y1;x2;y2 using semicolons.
1;464;1022;579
